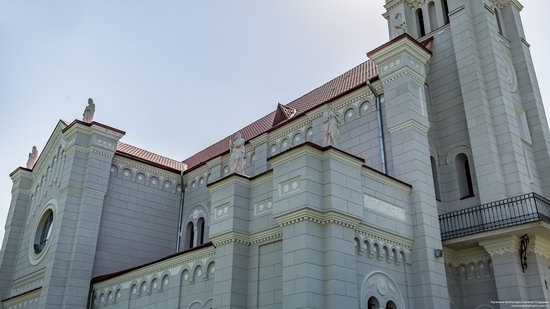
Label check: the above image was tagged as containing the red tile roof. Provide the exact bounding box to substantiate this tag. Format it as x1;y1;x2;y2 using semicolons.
116;142;186;173
183;60;378;170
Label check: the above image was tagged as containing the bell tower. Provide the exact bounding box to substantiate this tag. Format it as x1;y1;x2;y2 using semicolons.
380;0;550;306
384;0;450;40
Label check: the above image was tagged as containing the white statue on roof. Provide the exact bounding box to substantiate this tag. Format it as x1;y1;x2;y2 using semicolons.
229;132;246;175
26;146;38;169
323;110;341;147
82;98;95;123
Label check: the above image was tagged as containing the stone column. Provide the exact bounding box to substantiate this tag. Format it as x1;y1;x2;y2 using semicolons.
0;168;33;308
209;175;251;309
368;34;449;308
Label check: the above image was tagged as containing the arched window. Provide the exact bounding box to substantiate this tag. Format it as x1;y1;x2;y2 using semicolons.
368;296;380;309
428;2;438;31
455;154;474;199
197;217;205;245
442;0;450;24
416;8;426;37
386;300;397;309
430;156;441;201
186;222;195;249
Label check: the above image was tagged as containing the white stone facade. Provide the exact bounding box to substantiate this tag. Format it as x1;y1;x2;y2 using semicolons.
1;1;550;308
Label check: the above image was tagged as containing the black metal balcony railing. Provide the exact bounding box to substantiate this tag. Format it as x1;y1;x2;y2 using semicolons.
439;193;550;241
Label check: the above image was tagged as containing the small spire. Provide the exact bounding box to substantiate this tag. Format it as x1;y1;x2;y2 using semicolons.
26;146;38;169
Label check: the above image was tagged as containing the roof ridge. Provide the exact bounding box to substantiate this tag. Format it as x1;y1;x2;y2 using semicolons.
182;60;377;170
116;142;185;172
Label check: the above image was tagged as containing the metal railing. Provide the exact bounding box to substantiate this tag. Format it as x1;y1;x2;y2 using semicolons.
439;193;550;241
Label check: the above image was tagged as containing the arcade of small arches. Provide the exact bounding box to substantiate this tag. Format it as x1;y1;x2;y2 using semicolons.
411;0;506;39
413;0;450;38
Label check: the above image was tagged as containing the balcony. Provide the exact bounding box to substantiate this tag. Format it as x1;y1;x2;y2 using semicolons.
439;193;550;241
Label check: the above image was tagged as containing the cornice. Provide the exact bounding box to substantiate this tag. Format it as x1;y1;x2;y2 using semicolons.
479;236;520;256
444;247;491;266
527;235;550;260
274;207;363;229
112;157;181;183
207;173;251;191
211;227;283;247
368;34;432;67
496;0;523;11
92;246;216;290
387;119;430;134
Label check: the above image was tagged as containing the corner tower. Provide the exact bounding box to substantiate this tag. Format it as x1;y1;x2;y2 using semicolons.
382;0;550;306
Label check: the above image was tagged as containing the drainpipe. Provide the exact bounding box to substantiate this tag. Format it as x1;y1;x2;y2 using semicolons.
176;170;185;252
367;80;387;174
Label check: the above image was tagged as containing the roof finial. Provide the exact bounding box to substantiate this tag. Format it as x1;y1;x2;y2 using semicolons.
82;98;96;123
26;146;38;169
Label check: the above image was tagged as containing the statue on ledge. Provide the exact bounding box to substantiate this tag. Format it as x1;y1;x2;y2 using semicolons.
82;98;95;123
323;110;341;147
229;132;246;175
26;146;38;169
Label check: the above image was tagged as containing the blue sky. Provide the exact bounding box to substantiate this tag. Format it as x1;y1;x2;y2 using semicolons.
1;0;549;243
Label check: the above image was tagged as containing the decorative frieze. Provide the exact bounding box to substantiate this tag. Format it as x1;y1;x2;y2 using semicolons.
211;227;283;247
254;199;273;217
92;245;216;301
278;177;301;197
9;269;45;297
364;195;406;221
111;158;181;193
214;203;231;220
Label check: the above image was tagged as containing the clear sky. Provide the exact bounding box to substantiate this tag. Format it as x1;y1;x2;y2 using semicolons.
0;0;549;243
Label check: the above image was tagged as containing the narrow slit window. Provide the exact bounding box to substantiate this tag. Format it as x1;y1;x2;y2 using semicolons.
417;8;426;37
455;153;474;199
431;156;441;201
442;0;450;24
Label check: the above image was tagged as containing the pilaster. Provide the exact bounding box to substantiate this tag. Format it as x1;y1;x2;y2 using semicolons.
208;174;252;309
501;1;550;197
369;34;449;309
38;121;124;309
268;143;365;309
449;0;533;202
0;169;33;308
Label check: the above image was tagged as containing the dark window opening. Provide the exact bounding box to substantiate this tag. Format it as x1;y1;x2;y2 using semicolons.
442;0;450;24
417;8;426;37
430;156;441;201
456;153;474;199
197;217;205;245
186;222;195;249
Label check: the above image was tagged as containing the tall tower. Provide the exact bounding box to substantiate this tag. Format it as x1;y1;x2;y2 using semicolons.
384;0;550;306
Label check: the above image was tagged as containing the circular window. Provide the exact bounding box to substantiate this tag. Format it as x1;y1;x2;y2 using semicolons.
30;205;55;264
34;209;53;254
